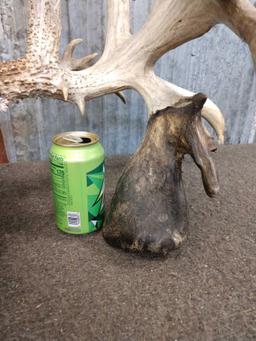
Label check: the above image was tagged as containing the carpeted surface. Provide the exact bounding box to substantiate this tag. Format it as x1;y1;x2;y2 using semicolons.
0;145;255;341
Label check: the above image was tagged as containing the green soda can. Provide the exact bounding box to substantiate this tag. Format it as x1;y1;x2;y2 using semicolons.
49;131;105;234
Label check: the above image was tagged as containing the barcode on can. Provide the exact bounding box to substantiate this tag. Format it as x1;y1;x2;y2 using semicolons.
67;212;81;227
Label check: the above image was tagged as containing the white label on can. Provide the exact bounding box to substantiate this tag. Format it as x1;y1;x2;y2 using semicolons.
67;211;81;227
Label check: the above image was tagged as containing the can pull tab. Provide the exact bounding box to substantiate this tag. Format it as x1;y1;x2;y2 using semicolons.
63;135;92;144
63;135;83;144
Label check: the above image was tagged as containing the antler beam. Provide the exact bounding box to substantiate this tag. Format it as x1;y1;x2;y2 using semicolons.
1;0;256;142
212;0;256;61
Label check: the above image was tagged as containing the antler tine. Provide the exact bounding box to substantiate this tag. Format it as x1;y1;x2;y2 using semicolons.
26;0;61;64
61;39;98;71
102;0;132;61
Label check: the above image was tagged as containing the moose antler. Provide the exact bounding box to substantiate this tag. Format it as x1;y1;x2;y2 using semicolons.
0;0;256;142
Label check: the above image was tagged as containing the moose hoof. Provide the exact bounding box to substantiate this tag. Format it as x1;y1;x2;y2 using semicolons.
103;227;187;257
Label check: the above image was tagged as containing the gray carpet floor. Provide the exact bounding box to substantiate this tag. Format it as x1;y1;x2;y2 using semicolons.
0;145;255;341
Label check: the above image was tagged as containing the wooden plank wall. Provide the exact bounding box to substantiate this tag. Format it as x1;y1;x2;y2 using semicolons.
0;0;256;162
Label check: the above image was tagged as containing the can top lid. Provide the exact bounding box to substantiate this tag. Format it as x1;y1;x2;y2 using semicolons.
52;131;99;147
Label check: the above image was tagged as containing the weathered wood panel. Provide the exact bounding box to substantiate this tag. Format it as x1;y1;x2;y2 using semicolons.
0;0;256;162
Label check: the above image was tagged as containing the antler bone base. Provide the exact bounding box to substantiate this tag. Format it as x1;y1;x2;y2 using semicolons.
103;94;219;256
